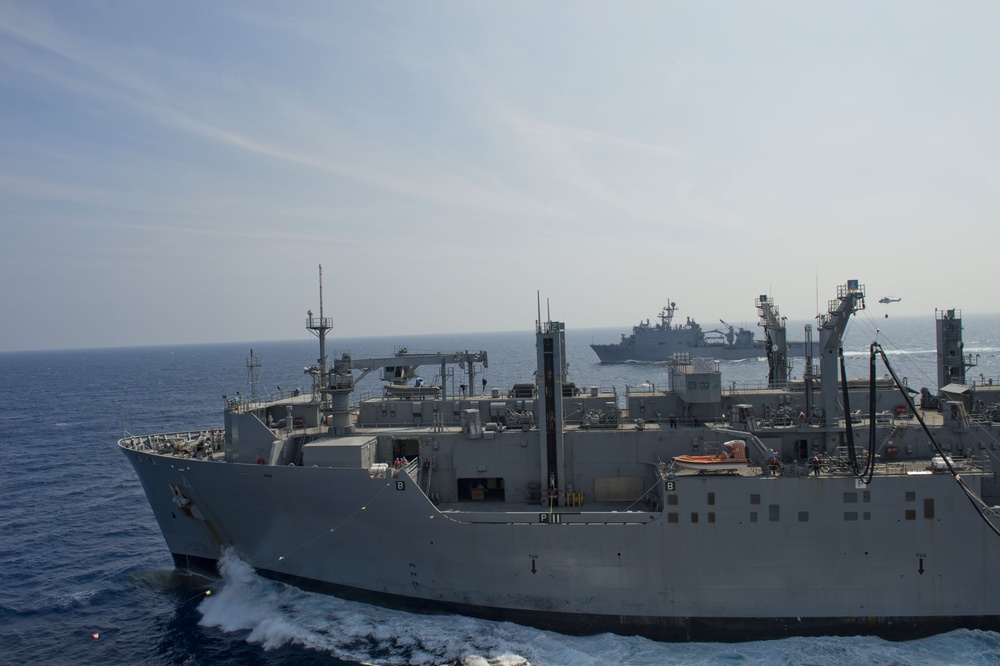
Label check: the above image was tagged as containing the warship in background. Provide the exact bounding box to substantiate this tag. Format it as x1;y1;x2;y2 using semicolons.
121;276;1000;642
590;297;809;363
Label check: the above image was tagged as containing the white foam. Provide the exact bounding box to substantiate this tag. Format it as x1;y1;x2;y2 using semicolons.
197;549;539;664
197;551;1000;665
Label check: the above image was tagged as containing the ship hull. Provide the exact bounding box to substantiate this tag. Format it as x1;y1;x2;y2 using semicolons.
592;341;811;363
122;439;1000;642
178;552;1000;642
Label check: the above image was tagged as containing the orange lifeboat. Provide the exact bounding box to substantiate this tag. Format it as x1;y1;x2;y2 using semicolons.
674;439;748;472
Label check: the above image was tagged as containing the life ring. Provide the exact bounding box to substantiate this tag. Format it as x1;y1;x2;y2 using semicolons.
256;457;266;465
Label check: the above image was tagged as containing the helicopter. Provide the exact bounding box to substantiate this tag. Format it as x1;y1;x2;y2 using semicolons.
879;296;901;317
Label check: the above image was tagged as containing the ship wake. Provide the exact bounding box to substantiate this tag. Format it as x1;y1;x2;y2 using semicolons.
197;549;537;665
196;550;1000;666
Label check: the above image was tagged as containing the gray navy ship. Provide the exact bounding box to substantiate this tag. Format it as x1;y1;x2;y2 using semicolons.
591;297;809;363
121;277;1000;641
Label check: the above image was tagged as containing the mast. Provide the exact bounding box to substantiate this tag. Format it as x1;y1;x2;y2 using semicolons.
936;308;976;390
803;323;815;417
536;304;567;507
307;265;334;389
246;348;269;403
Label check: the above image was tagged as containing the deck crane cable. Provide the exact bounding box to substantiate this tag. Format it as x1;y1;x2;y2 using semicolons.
867;342;880;485
839;346;854;463
872;342;1000;538
857;311;935;389
839;346;877;483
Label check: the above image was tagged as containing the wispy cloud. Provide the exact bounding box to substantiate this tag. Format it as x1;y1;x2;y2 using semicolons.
0;5;567;222
502;116;692;160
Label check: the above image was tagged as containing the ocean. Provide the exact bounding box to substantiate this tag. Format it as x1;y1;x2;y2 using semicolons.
3;310;1000;665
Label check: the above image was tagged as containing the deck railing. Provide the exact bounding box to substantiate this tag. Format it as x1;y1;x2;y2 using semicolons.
118;430;223;454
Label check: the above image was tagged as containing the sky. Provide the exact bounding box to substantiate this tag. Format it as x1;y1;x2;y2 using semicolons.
1;1;998;352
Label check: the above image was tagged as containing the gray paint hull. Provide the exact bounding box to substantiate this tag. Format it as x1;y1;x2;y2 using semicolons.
122;434;1000;641
592;340;811;363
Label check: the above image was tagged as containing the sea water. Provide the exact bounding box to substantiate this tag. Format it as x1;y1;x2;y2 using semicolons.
3;312;1000;665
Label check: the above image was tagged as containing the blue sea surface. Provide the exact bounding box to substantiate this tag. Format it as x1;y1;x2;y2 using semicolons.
3;312;1000;665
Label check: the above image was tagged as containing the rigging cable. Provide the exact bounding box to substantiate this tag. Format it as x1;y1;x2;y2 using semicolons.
873;342;1000;538
839;346;856;469
839;345;877;483
864;341;878;483
857;310;935;390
